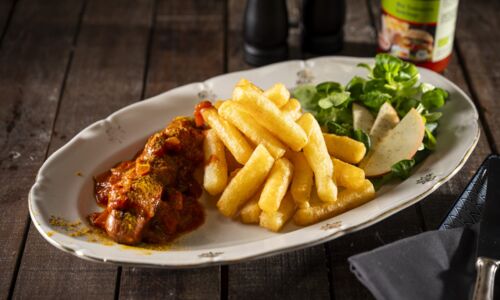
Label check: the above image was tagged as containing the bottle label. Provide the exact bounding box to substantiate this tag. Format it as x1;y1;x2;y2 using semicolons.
379;0;458;63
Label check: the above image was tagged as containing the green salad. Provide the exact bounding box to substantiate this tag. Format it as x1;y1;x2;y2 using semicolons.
293;54;449;188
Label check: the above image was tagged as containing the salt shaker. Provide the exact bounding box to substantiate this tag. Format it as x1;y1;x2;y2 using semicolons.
243;0;289;66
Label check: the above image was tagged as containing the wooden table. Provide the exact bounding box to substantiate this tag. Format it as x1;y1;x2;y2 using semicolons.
0;0;497;298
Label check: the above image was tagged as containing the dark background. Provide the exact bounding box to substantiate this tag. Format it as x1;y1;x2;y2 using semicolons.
0;0;498;299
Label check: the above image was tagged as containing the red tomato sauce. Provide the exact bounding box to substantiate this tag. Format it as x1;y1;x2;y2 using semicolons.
90;117;205;245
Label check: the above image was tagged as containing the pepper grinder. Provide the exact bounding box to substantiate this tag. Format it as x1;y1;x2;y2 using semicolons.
243;0;289;66
302;0;346;54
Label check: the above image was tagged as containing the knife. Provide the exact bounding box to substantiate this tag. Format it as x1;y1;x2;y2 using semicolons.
473;158;500;300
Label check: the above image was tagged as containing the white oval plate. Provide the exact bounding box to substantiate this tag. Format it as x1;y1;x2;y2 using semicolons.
29;56;479;268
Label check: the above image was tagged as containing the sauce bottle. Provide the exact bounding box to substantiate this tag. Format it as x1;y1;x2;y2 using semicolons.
378;0;459;73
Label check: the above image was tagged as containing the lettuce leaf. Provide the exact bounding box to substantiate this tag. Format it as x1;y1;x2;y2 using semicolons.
292;54;450;188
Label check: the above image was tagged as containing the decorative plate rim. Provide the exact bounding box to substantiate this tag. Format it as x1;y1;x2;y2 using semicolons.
29;55;480;268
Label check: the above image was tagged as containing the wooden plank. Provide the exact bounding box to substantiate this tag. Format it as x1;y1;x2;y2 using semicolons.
338;0;377;57
11;1;155;298
228;246;330;300
0;0;84;298
120;267;220;299
454;0;500;152
225;1;330;299
227;0;248;71
143;0;226;98
117;0;224;298
0;0;15;41
286;0;302;61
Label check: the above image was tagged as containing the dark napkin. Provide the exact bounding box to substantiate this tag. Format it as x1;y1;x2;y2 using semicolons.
348;155;499;300
349;225;478;300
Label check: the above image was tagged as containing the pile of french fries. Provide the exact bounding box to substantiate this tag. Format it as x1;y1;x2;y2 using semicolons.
200;79;375;232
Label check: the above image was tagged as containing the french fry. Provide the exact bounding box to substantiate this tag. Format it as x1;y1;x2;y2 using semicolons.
258;158;294;213
260;192;296;232
332;157;365;189
293;180;375;226
240;190;262;224
201;107;253;164
217;145;275;218
263;83;290;108
232;85;308;151
206;79;379;230
225;147;242;173
218;101;287;159
236;78;263;93
213;100;226;110
203;129;228;195
297;113;338;203
281;98;302;121
289;151;313;209
323;133;366;164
